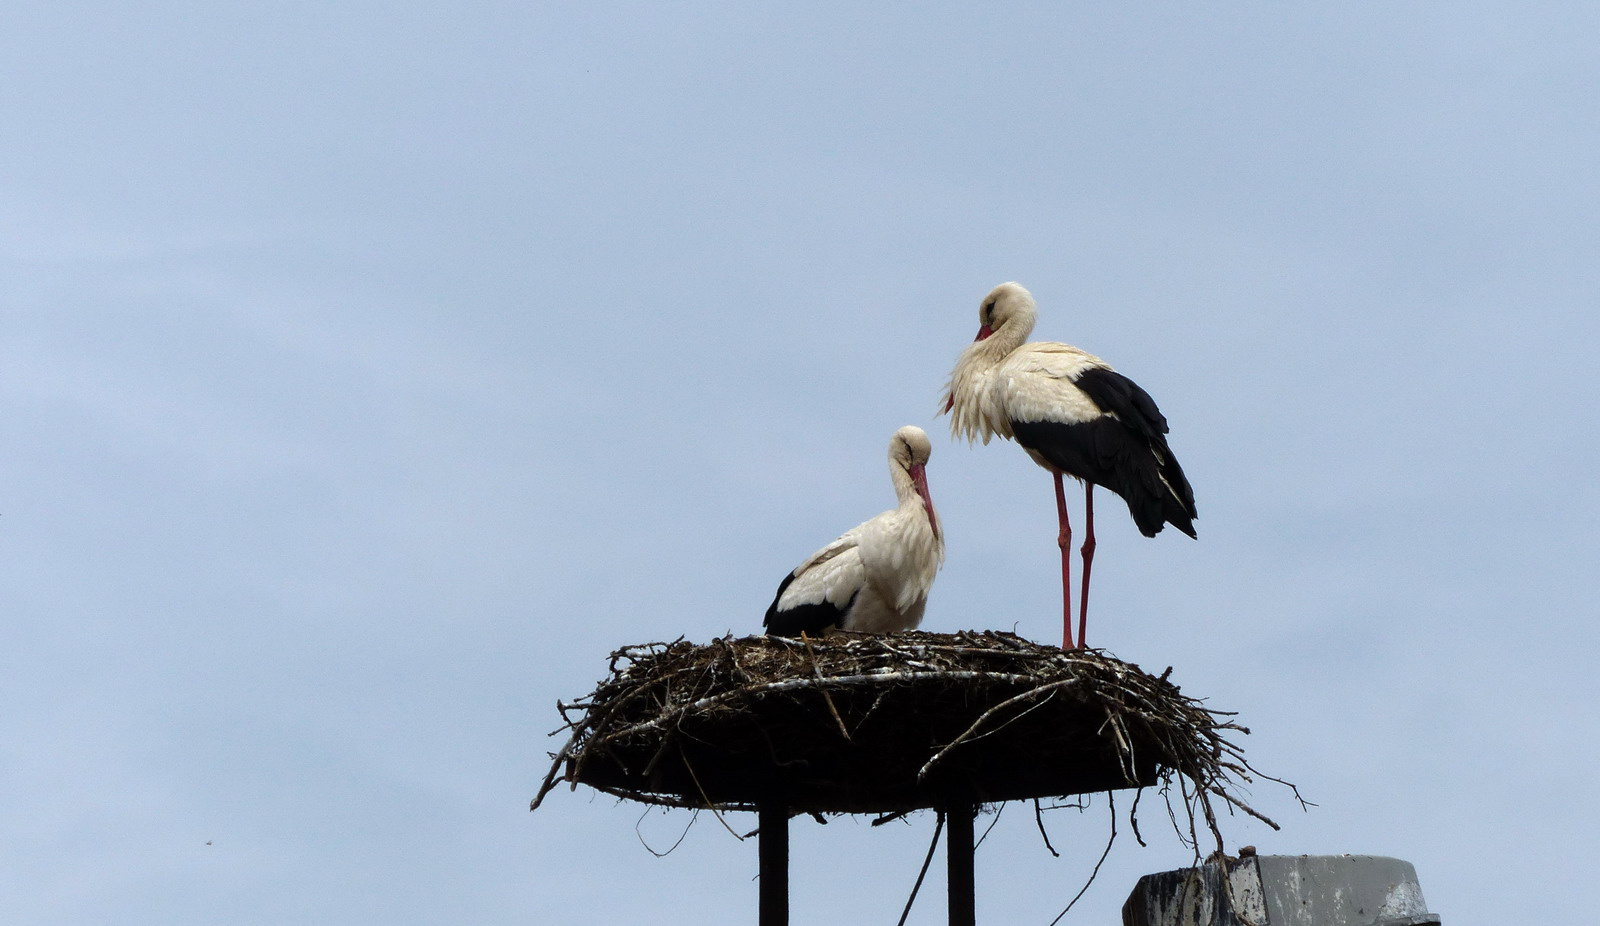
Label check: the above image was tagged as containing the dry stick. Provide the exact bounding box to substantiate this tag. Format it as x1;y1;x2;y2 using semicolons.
1129;787;1147;847
1207;787;1281;830
1242;765;1314;811
975;802;1004;849
678;750;748;842
870;809;914;827
1100;709;1136;781
1047;790;1118;925
530;725;586;810
640;730;677;777
550;699;589;733
916;679;1081;781
1197;789;1226;861
918;688;1065;781
852;688;892;738
800;634;852;741
1032;799;1061;858
1166;776;1196;852
635;805;697;858
895;811;946;926
1182;775;1202;854
1215;760;1254;778
1156;783;1183;848
725;639;752;685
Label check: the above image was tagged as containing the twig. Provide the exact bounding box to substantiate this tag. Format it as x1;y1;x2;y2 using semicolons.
871;809;914;827
916;678;1079;781
801;633;852;741
635;806;697;858
529;726;585;811
1033;798;1060;858
1206;787;1281;830
1047;790;1117;925
975;802;1004;850
895;811;945;926
678;751;747;842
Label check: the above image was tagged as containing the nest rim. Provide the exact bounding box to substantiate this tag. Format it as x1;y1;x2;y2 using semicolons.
533;631;1273;821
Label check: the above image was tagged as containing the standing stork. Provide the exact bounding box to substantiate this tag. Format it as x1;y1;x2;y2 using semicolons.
764;426;945;637
943;282;1196;649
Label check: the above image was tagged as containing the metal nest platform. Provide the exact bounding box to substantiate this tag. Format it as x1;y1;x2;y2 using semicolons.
531;630;1273;819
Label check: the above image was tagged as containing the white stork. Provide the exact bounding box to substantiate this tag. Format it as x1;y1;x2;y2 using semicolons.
943;282;1196;649
764;426;945;637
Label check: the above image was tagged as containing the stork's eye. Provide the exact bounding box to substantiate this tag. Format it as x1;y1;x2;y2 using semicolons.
982;301;995;323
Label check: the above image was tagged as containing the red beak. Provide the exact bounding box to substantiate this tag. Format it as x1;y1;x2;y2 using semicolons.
910;463;940;538
975;324;994;341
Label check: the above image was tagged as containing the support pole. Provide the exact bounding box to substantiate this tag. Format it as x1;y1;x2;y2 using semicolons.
758;802;789;926
946;801;976;926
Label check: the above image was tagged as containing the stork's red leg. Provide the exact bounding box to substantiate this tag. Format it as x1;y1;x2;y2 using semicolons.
1054;472;1074;649
1079;484;1096;649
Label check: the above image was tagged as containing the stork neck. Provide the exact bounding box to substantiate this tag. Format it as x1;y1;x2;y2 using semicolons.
965;315;1032;369
987;310;1033;355
890;459;919;505
892;460;940;538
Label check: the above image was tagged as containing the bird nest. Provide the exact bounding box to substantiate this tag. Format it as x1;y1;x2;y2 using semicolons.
532;631;1284;829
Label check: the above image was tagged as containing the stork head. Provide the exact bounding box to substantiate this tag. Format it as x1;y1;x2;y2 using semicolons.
976;281;1037;341
944;282;1039;427
890;425;940;538
891;424;933;469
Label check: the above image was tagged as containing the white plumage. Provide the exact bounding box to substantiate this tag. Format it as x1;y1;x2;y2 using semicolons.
943;282;1196;648
949;341;1106;445
764;426;945;636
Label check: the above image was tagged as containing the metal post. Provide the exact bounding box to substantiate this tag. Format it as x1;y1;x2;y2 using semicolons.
758;803;789;926
946;802;976;926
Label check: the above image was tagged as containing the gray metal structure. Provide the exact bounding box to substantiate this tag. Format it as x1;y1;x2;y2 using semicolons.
1123;854;1440;926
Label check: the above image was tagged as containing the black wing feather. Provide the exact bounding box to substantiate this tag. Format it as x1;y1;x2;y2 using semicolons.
1072;367;1169;439
763;570;858;637
1011;367;1197;538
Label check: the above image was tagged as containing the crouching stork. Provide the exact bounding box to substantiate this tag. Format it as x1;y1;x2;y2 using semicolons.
764;426;945;637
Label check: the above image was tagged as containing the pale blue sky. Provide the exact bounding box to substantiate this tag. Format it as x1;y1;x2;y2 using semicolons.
5;3;1597;923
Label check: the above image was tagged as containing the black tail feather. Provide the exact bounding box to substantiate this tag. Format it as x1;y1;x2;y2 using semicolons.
1012;417;1197;538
